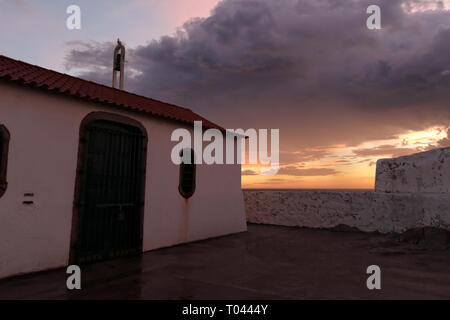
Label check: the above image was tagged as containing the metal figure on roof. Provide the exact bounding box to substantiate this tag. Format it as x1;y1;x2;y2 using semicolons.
112;39;125;90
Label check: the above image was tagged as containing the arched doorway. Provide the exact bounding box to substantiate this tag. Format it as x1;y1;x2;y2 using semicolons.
70;112;147;264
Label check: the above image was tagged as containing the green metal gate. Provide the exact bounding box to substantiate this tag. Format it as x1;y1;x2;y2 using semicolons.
75;119;146;264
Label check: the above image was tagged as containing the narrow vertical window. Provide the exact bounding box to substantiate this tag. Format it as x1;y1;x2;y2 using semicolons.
179;148;196;198
0;125;10;198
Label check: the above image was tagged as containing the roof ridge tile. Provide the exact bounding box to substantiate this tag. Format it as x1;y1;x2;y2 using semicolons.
0;54;223;131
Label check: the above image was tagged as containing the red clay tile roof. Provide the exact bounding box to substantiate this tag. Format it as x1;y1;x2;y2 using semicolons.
0;54;223;130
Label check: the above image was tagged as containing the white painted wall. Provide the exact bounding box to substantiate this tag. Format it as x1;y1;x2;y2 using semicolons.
0;82;246;279
375;147;450;193
244;190;450;233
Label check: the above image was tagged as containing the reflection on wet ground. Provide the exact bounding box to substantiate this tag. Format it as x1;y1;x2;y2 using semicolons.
1;224;449;299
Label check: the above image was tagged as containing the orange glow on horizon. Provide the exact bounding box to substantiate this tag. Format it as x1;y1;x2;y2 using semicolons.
242;126;449;189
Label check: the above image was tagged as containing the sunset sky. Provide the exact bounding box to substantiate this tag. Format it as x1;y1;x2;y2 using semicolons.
1;0;449;189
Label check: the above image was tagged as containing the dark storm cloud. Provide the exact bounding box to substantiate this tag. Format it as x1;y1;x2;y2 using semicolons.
64;41;118;84
65;41;114;68
64;0;450;152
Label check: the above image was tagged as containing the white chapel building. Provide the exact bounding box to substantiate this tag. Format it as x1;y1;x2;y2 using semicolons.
0;53;247;279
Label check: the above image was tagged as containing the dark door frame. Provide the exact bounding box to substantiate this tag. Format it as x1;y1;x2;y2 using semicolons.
69;111;148;264
0;124;10;198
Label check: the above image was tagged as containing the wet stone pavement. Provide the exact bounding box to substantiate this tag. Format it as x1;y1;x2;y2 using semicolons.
0;224;449;299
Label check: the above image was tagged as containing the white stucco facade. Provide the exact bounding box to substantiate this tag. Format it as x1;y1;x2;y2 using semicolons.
0;82;247;279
